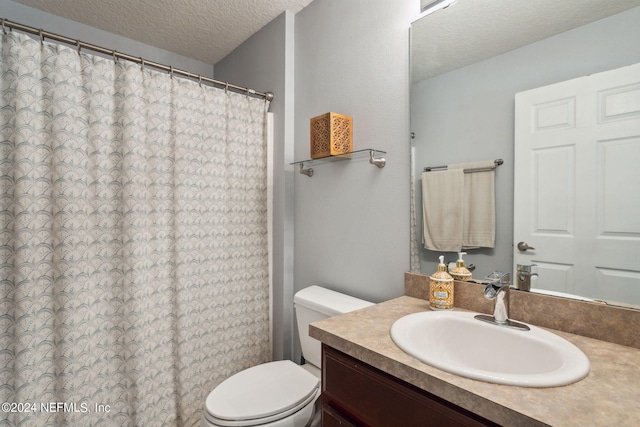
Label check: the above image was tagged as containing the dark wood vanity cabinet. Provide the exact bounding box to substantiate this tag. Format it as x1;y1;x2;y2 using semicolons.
321;345;501;427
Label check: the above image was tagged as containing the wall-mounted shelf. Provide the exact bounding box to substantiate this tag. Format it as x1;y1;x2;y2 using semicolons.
291;149;386;177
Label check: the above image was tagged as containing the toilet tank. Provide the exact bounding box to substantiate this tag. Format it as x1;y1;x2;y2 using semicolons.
294;285;373;369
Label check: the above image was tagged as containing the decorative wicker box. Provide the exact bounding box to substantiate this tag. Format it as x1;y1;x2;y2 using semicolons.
310;112;353;159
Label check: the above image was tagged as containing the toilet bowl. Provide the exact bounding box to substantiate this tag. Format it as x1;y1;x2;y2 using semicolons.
201;286;373;427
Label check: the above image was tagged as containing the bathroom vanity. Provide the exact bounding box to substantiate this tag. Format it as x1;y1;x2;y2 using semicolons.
322;345;498;426
310;289;640;426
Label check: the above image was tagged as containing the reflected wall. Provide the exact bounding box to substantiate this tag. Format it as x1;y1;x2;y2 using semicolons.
411;6;640;279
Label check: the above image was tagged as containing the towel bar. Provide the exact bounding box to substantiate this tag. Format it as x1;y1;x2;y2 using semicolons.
424;158;503;173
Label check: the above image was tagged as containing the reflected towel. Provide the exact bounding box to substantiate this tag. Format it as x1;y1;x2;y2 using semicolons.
449;160;496;249
422;169;464;251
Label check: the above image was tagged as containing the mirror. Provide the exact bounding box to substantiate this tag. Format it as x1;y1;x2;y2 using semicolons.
410;0;640;308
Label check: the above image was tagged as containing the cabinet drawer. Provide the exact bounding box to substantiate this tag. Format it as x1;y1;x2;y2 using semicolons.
322;404;357;427
322;345;500;427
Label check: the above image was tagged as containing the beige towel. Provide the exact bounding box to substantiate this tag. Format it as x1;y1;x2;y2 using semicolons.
421;169;464;251
449;160;496;249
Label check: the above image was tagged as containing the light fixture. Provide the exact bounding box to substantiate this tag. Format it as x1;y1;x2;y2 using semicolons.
420;0;458;17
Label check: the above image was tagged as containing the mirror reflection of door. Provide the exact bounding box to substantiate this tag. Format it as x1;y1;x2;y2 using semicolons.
514;62;640;307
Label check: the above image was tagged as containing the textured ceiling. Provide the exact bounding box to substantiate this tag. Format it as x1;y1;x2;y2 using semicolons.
14;0;640;80
13;0;314;65
412;0;640;82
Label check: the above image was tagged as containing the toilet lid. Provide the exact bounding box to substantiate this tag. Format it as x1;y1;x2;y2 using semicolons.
205;360;320;425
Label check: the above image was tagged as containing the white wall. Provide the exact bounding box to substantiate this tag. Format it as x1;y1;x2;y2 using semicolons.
215;12;296;362
1;0;213;77
294;0;414;302
412;6;640;279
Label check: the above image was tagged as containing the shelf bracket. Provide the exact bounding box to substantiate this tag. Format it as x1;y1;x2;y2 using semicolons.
369;150;386;168
299;162;314;177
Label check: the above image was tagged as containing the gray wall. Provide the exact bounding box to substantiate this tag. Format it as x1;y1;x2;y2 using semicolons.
214;12;296;362
293;0;414;363
1;0;213;77
294;1;413;298
412;6;640;279
216;0;416;362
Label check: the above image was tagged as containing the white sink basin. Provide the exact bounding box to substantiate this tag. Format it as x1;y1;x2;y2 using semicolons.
390;311;590;387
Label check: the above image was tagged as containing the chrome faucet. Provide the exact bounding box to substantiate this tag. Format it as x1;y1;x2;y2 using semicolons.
515;263;538;291
474;272;530;331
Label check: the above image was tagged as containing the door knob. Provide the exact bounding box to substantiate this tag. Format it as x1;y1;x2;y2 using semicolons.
517;241;535;252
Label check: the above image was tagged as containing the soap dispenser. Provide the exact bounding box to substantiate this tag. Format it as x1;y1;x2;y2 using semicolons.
429;255;454;310
450;252;472;282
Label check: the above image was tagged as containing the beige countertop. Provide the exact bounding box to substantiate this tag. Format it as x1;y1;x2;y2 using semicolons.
309;296;640;427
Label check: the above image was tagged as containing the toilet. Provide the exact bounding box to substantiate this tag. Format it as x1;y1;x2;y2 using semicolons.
201;285;373;427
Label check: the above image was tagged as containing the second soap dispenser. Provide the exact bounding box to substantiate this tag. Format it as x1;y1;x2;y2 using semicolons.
450;252;472;282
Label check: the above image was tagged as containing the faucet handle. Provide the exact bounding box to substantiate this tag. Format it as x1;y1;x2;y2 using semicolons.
517;264;537;273
485;271;510;287
482;272;511;300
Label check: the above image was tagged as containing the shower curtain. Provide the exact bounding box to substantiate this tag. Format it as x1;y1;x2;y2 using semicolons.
0;32;270;427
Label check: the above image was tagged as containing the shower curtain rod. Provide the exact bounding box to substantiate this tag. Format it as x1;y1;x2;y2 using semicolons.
1;17;274;102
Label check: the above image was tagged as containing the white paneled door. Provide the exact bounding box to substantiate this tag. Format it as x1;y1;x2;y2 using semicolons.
514;63;640;306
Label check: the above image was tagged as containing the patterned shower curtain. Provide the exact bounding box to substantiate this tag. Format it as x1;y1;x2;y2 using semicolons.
0;32;270;426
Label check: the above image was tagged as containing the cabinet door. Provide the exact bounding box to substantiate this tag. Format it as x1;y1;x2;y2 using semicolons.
322;345;500;427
